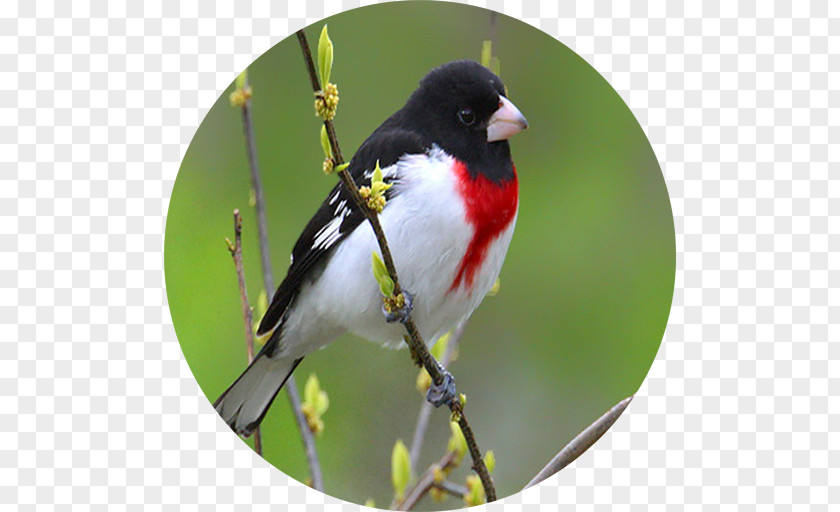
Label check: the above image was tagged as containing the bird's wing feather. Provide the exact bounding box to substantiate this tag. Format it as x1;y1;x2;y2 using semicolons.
255;128;427;343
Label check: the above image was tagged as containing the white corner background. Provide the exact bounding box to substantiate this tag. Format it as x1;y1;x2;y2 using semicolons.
1;0;837;510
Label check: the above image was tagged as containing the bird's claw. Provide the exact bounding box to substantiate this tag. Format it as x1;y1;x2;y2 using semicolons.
383;290;414;324
426;366;457;407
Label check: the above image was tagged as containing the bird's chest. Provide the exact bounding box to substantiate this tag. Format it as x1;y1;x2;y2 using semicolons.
381;154;518;337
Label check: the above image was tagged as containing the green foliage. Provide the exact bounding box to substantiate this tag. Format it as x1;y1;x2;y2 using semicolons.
301;373;329;436
371;251;394;297
391;440;411;500
464;475;485;506
447;421;468;462
318;25;334;85
484;450;496;474
320;125;332;158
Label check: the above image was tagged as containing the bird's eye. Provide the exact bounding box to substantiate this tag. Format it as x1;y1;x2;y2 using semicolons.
458;108;475;126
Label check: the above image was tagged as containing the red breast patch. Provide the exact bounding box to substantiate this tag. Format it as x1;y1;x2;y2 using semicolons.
450;159;518;292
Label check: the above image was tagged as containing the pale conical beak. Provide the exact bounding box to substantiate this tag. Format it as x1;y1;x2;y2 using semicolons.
487;96;528;142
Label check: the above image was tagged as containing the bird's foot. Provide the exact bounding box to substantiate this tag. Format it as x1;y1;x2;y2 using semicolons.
426;365;457;407
383;290;414;324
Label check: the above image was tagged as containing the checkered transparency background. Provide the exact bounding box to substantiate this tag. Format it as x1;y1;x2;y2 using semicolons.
1;0;836;509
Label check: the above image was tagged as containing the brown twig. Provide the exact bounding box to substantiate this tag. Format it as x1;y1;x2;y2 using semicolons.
226;209;262;454
236;73;324;492
393;451;459;511
295;27;497;503
408;321;467;472
524;395;634;489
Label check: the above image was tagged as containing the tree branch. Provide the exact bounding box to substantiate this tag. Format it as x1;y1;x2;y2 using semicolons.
432;480;468;499
236;73;324;492
393;451;459;511
226;209;262;455
295;28;496;502
408;321;466;472
524;395;634;489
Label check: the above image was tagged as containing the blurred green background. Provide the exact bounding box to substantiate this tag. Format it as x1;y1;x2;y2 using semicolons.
165;2;674;509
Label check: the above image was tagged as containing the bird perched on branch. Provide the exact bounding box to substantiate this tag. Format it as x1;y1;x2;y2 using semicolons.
215;60;528;437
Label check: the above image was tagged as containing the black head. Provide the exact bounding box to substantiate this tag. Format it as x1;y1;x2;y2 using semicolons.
397;61;528;182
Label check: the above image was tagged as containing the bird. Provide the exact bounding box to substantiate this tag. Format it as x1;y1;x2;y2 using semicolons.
214;60;528;437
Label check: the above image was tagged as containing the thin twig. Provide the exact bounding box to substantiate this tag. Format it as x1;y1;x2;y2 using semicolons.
432;480;468;499
226;209;262;454
295;28;497;503
524;395;634;489
237;73;324;492
409;321;467;472
393;451;458;511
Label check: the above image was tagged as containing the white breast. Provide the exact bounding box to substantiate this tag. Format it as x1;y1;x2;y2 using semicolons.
277;148;516;358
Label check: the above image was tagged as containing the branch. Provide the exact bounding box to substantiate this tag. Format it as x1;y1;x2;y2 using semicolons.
408;321;467;472
432;480;468;499
393;451;458;511
295;27;497;503
236;72;324;492
226;209;262;455
524;395;634;489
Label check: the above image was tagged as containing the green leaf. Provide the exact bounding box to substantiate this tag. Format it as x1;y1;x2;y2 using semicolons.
431;331;450;360
318;25;334;85
371;251;394;296
320;125;331;158
304;373;321;407
391;440;411;500
335;162;350;173
447;421;468;459
235;69;248;90
484;450;496;474
314;389;329;416
481;40;492;68
372;160;383;184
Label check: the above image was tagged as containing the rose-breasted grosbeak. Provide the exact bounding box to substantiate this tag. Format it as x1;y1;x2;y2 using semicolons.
215;60;528;437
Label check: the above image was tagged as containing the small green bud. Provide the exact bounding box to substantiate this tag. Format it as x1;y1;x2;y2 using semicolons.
318;25;334;86
484;450;496;474
371;251;394;297
304;373;320;406
373;159;383;183
301;374;329;435
320;125;332;158
416;368;431;394
335;162;350;173
235;69;248;90
447;421;468;460
431;331;450;360
391;440;411;500
363;498;376;508
464;475;485;506
459;393;467;408
229;70;252;107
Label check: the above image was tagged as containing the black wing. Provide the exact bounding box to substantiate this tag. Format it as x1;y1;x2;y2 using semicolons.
255;128;427;342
